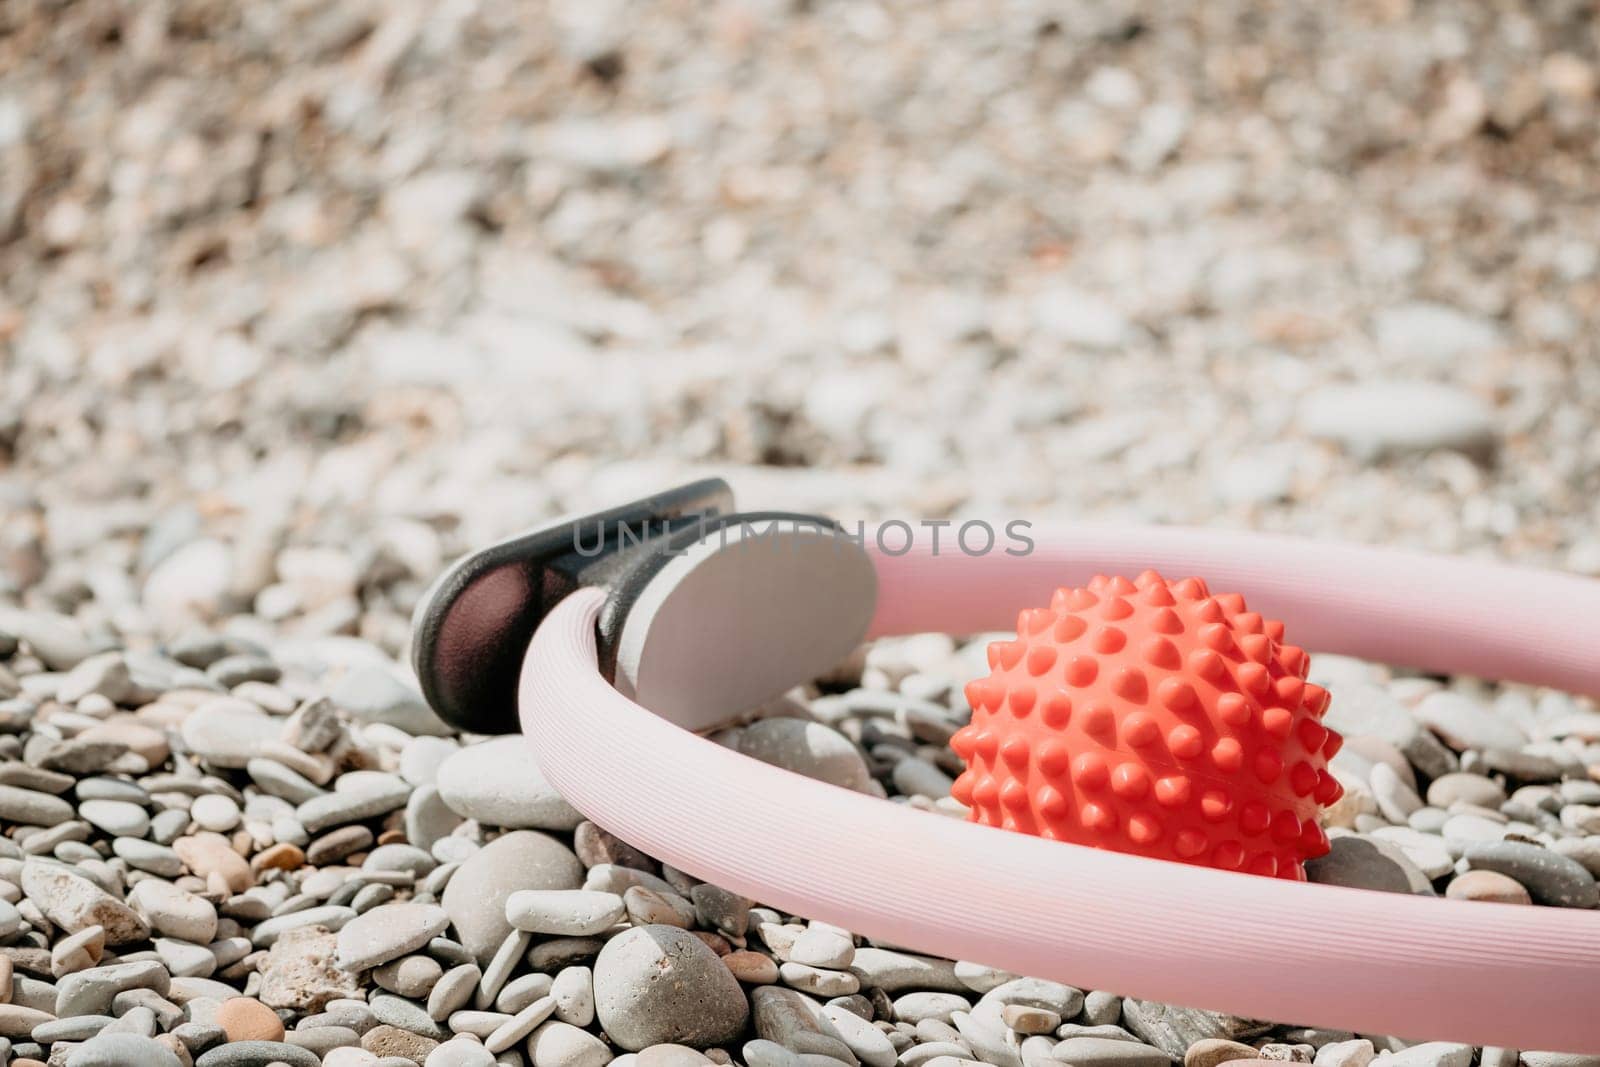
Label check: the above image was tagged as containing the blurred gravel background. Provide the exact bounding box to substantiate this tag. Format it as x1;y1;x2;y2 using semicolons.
2;4;1600;1065
4;0;1600;650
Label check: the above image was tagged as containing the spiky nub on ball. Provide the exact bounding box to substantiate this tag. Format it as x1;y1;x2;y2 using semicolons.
951;570;1343;880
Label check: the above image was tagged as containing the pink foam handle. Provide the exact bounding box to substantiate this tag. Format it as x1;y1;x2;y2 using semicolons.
521;525;1600;1052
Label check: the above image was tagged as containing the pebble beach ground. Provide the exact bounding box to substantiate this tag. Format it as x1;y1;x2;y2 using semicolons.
3;1;1600;1066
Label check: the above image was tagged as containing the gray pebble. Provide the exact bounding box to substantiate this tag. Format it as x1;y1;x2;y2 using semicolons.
194;1039;323;1066
550;966;594;1027
0;784;75;826
435;738;583;831
735;718;874;793
1461;840;1600;907
297;772;411;834
428;1038;500;1067
429;963;483;1022
495;972;555;1015
1305;835;1434;896
65;1032;185;1067
506;890;625;937
593;925;749;1051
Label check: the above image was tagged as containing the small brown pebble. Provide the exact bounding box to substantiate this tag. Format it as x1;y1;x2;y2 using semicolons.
1185;1039;1262;1067
721;950;778;984
250;842;305;874
13;1059;47;1067
1446;869;1532;905
377;828;408;846
217;995;285;1042
363;1022;440;1060
174;833;252;894
691;930;731;955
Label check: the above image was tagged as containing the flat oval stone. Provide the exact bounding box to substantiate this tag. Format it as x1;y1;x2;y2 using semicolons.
195;1040;322;1067
506;890;625;937
0;784;75;826
180;700;281;769
66;1032;185;1067
297;773;411;834
435;738;582;831
336;901;450;971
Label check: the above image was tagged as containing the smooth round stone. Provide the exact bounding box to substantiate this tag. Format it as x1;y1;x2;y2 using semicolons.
892;992;970;1023
1414;692;1527;752
735;718;873;793
1445;870;1532;905
0;783;75;825
789;928;854;969
527;1019;612;1067
1406;807;1450;834
76;777;150;803
190;795;241;833
1426;773;1507;810
336;901;450;971
435;738;583;831
297;773;411;834
218;997;284;1042
112;839;185;877
428;964;482;1022
180;700;281;769
173;833;252;893
551;966;593;1027
401;737;460;787
426;1038;497;1067
495;973;555;1015
1368;764;1423;824
373;954;443;998
78;799;151;838
1304;835;1434;896
1441;814;1507;844
1461;841;1600;908
194;1040;322;1066
65;1032;185;1067
129;879;218;944
979;977;1083;1019
593;925;749;1051
506;890;625;937
821;1003;897;1067
328;663;452;737
441;831;583;964
404;785;461;853
1553;836;1600;877
324;1051;382;1067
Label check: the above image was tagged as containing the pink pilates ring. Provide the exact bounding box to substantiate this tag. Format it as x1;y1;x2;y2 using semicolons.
414;479;1600;1052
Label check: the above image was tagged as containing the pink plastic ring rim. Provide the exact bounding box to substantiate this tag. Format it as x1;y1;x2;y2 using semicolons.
521;523;1600;1052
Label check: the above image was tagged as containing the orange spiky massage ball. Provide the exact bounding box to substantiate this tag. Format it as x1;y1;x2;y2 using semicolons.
951;571;1343;880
